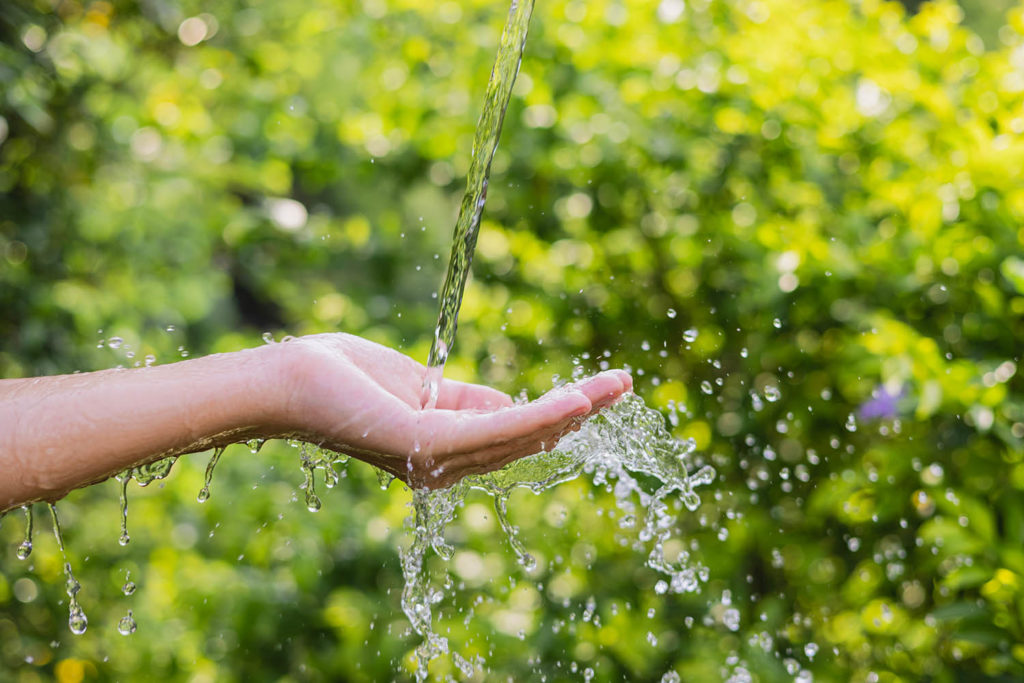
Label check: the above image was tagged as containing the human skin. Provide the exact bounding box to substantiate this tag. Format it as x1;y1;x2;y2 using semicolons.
0;333;632;512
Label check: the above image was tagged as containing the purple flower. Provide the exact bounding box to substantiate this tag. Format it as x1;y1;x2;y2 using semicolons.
860;385;904;420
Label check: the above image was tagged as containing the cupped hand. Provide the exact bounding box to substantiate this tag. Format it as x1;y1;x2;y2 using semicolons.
274;334;631;489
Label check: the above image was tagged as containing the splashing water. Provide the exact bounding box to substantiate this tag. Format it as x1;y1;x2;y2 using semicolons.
399;393;715;679
420;0;536;410
48;504;88;634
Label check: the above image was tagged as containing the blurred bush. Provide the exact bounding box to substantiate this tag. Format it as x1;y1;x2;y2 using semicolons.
2;0;1024;680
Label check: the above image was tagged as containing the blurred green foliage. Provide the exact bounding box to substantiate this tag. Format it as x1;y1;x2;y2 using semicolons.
2;0;1024;680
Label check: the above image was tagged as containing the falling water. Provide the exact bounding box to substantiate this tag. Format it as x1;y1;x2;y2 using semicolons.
399;393;715;679
48;503;88;634
117;471;131;545
420;0;536;410
16;505;33;560
196;446;226;503
298;442;351;512
111;454;180;546
119;570;137;636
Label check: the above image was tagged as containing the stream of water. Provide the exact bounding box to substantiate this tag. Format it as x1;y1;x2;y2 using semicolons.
420;0;536;411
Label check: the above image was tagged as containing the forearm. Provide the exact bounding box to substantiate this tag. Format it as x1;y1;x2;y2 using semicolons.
0;344;291;512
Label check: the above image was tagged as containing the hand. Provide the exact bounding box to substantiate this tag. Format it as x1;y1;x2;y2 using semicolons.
273;334;632;489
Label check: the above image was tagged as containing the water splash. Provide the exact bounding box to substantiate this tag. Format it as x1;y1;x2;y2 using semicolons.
48;504;88;635
16;505;33;560
420;0;536;409
399;393;715;678
196;446;226;503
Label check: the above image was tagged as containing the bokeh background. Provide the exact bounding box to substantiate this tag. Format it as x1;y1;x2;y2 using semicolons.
3;0;1024;680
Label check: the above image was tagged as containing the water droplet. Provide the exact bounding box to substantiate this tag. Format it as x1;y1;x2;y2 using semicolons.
117;610;137;636
666;308;677;319
261;332;275;344
763;385;781;402
750;392;765;412
682;328;698;343
69;608;88;635
772;318;782;329
700;380;713;394
804;642;818;659
845;413;858;432
108;336;123;349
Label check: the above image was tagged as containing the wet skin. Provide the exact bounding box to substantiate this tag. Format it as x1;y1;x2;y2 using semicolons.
0;333;631;511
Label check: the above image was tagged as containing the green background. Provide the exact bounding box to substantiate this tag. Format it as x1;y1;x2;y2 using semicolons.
2;0;1024;680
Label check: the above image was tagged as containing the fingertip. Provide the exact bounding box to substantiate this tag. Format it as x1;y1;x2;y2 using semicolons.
566;391;593;417
613;369;633;393
574;371;626;401
536;386;590;415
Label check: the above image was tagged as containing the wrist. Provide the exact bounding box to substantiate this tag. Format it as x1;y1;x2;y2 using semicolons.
243;340;315;437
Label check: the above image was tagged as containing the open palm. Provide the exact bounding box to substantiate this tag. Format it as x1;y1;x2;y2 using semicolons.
279;334;632;488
